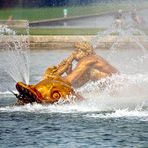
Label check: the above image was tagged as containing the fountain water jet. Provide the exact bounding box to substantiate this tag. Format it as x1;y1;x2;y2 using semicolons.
91;9;148;73
0;21;30;85
91;24;148;53
88;10;148;109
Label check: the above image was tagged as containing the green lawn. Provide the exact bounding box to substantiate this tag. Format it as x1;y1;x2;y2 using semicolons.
1;1;148;21
11;27;148;36
16;28;104;35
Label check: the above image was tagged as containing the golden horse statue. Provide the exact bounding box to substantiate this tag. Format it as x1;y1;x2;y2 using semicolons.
15;41;118;105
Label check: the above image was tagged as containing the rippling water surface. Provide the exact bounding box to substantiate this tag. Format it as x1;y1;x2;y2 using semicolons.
0;49;148;147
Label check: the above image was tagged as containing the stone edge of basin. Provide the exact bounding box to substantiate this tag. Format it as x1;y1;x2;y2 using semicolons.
29;35;148;50
1;35;148;50
29;35;93;49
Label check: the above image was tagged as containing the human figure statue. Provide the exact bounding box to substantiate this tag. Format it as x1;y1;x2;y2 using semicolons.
114;9;125;28
131;8;143;25
43;41;119;88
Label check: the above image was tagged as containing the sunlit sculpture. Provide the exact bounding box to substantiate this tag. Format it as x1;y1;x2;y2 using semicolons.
44;41;118;88
15;41;118;105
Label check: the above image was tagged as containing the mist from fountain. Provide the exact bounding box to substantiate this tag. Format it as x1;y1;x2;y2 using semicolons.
91;9;148;76
87;10;148;111
0;22;30;85
92;24;147;51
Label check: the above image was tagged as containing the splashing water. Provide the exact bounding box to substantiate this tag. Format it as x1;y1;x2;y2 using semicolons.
85;9;148;113
91;13;148;60
0;72;148;114
91;10;148;77
0;41;148;114
0;22;30;84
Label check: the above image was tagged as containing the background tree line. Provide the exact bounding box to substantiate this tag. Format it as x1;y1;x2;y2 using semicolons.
0;0;114;8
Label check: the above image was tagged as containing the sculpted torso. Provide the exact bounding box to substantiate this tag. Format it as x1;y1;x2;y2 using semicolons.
43;42;118;88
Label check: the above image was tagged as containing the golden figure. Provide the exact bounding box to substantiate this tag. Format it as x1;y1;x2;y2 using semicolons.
43;41;118;88
15;41;118;105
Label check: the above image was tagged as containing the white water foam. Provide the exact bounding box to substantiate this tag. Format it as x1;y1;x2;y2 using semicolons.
84;109;148;119
0;91;12;95
0;73;148;115
0;90;17;95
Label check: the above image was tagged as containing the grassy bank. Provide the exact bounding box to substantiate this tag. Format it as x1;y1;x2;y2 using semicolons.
16;28;104;35
1;1;148;21
11;27;148;35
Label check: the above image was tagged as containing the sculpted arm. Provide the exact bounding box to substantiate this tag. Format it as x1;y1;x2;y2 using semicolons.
42;54;75;80
56;54;75;76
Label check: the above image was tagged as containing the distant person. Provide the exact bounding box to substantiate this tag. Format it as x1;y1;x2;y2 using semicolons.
63;8;68;18
7;16;13;21
7;16;13;26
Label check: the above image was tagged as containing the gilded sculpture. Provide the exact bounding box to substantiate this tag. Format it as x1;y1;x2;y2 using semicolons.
15;41;118;105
